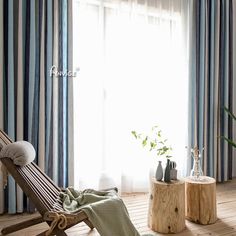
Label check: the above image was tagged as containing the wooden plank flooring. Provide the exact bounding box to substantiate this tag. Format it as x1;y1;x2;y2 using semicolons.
1;179;236;235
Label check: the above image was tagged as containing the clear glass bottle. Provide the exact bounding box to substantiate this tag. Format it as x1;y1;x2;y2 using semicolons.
190;147;203;181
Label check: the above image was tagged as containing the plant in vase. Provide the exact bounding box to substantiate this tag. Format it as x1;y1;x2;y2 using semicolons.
131;125;173;182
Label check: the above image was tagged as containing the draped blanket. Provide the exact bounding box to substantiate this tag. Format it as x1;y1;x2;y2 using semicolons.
60;188;152;236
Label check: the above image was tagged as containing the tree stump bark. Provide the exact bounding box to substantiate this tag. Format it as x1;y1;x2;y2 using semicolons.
185;176;217;225
148;178;185;233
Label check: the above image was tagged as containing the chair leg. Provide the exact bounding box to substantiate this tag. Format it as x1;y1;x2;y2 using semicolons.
84;219;94;230
1;215;44;235
56;230;67;236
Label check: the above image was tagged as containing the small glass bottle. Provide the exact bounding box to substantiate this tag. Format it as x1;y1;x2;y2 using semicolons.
190;146;203;181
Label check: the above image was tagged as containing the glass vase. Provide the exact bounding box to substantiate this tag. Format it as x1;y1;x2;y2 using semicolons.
190;154;203;180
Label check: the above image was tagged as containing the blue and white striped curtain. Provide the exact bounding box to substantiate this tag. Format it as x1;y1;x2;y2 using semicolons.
0;0;73;214
188;0;236;182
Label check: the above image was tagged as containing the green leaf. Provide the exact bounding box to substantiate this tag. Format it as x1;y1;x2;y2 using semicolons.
150;142;156;149
224;107;236;121
142;136;148;147
221;136;236;148
131;131;137;139
157;149;162;155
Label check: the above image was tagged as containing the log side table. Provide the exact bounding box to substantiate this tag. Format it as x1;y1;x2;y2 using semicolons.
148;178;185;233
185;176;217;225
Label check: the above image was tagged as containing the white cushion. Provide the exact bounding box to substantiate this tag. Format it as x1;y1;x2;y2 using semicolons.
0;141;35;166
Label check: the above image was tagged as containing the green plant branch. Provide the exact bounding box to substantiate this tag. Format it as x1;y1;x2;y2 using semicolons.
221;107;236;149
221;136;236;148
131;126;172;159
224;106;236;121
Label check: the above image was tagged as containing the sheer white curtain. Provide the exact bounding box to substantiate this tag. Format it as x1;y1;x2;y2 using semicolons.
73;0;189;192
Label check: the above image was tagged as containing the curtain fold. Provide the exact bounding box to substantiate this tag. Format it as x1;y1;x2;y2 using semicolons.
7;0;17;214
233;1;236;177
188;0;235;182
0;0;4;215
16;0;24;214
0;0;72;214
67;0;74;187
52;0;59;185
38;0;46;171
59;0;68;187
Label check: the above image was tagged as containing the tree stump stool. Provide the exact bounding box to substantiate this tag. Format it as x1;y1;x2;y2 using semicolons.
185;176;217;225
148;178;185;233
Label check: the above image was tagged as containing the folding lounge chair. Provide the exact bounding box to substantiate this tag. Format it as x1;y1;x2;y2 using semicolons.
0;130;117;236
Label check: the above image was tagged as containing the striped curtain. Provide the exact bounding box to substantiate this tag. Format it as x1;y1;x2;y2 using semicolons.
188;0;235;182
0;0;73;214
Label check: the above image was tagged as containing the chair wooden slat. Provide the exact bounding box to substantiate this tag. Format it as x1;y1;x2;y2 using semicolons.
24;165;58;203
32;162;61;192
21;167;55;207
1;158;50;214
26;164;59;198
18;166;52;211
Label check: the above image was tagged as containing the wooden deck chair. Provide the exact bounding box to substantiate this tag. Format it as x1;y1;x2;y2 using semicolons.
0;130;117;236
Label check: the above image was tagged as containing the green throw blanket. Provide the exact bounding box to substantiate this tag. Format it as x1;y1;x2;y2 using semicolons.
60;188;153;236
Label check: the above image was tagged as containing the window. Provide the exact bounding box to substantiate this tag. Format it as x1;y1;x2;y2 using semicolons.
73;0;189;192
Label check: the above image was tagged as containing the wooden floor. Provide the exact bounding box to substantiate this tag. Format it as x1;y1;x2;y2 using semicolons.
1;180;236;235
